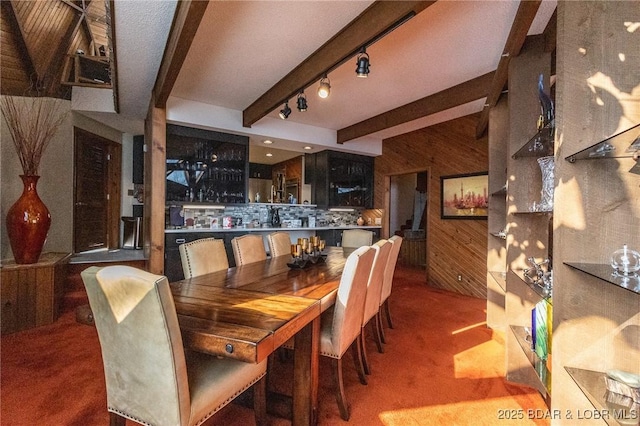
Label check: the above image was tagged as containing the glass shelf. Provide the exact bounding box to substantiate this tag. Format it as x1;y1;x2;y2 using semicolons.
565;367;639;426
511;269;553;301
490;185;507;196
489;270;507;292
512;210;552;216
510;325;551;396
565;123;640;163
512;121;555;159
564;263;640;295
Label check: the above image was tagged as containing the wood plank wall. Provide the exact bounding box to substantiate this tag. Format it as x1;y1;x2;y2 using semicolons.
374;113;489;298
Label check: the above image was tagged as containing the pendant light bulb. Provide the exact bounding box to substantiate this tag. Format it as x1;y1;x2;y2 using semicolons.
317;74;331;98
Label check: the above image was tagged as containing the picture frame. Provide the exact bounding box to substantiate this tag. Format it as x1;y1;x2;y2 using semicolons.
440;172;489;219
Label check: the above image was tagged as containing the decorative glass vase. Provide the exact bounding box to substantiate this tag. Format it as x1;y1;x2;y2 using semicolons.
537;156;555;212
6;175;51;264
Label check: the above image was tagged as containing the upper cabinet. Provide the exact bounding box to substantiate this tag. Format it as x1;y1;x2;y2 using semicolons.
165;125;249;204
306;150;374;209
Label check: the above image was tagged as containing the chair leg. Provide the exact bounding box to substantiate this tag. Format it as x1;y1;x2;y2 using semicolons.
371;316;384;354
384;299;394;329
253;375;268;426
360;329;371;375
378;311;387;344
351;340;367;385
109;412;126;426
332;358;350;421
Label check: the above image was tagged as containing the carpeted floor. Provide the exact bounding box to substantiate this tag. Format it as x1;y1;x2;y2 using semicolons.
1;266;549;425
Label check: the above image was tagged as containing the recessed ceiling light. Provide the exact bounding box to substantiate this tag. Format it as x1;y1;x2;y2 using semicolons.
266;153;273;157
304;146;312;150
263;140;273;144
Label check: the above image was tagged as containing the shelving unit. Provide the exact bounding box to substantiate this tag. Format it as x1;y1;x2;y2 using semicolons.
486;3;640;420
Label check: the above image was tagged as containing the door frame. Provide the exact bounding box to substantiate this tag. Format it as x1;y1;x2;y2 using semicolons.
73;127;121;253
383;167;430;279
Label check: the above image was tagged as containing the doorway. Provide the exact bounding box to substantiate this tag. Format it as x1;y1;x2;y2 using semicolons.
73;127;121;253
387;170;428;268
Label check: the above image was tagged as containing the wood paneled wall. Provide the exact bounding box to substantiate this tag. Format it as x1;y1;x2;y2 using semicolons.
374;113;489;298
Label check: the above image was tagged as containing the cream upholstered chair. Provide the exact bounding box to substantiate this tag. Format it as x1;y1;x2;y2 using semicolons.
359;239;392;375
179;237;229;279
81;265;267;426
267;231;292;258
318;245;375;420
341;229;374;254
231;234;267;266
379;235;404;334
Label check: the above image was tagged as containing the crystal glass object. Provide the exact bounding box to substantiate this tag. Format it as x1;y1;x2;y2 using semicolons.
610;244;640;275
537;156;555;212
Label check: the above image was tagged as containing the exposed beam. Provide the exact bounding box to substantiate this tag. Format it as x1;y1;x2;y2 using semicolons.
337;71;495;144
475;0;542;139
153;0;208;108
108;0;119;113
242;1;435;128
5;1;38;82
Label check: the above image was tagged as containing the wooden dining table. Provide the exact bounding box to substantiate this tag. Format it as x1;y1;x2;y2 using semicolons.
170;246;347;426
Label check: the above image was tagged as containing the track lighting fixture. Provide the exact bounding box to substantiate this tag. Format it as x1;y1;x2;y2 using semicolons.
279;101;291;119
296;91;307;112
355;47;370;78
317;74;331;98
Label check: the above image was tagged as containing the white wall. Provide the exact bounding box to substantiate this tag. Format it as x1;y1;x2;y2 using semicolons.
1;97;126;260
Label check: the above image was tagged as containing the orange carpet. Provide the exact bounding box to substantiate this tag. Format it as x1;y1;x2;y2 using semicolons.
1;266;549;425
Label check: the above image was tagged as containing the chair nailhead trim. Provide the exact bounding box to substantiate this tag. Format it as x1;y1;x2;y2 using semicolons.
194;371;266;426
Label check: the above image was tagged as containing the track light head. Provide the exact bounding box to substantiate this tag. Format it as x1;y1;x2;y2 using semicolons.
279;102;291;119
317;74;331;98
296;91;307;112
355;47;370;78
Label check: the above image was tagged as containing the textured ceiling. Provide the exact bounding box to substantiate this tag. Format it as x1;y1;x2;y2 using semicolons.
100;1;557;159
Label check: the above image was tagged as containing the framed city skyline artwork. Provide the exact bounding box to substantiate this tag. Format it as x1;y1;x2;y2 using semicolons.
440;172;489;219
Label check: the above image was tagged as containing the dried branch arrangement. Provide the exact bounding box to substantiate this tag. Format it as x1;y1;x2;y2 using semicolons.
0;96;68;176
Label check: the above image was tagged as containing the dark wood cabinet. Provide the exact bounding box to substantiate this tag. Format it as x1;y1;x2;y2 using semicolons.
133;135;144;184
249;163;273;179
307;150;374;208
166;125;249;204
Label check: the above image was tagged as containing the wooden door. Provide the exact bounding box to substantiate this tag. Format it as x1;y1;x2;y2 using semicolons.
73;128;121;252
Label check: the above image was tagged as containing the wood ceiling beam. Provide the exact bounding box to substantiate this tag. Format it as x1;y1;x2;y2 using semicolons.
475;0;542;139
337;71;495;144
153;0;208;108
242;1;435;128
108;0;119;113
4;1;38;82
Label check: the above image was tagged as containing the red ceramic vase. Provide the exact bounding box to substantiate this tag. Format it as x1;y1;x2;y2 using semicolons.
6;175;51;264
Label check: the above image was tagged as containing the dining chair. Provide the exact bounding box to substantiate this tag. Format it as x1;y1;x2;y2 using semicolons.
279;245;374;420
231;234;267;266
267;231;292;258
179;237;229;279
81;265;268;426
379;235;404;335
359;239;392;375
341;229;374;253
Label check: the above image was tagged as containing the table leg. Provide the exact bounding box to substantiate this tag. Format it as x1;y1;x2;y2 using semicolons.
293;316;320;426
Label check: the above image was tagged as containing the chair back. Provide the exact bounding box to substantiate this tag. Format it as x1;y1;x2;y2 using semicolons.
381;235;404;303
267;231;292;258
231;234;267;266
179;237;229;279
363;239;392;324
341;229;374;249
327;246;375;358
81;266;190;426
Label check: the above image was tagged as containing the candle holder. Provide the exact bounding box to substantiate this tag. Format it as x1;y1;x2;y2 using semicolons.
288;243;308;268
